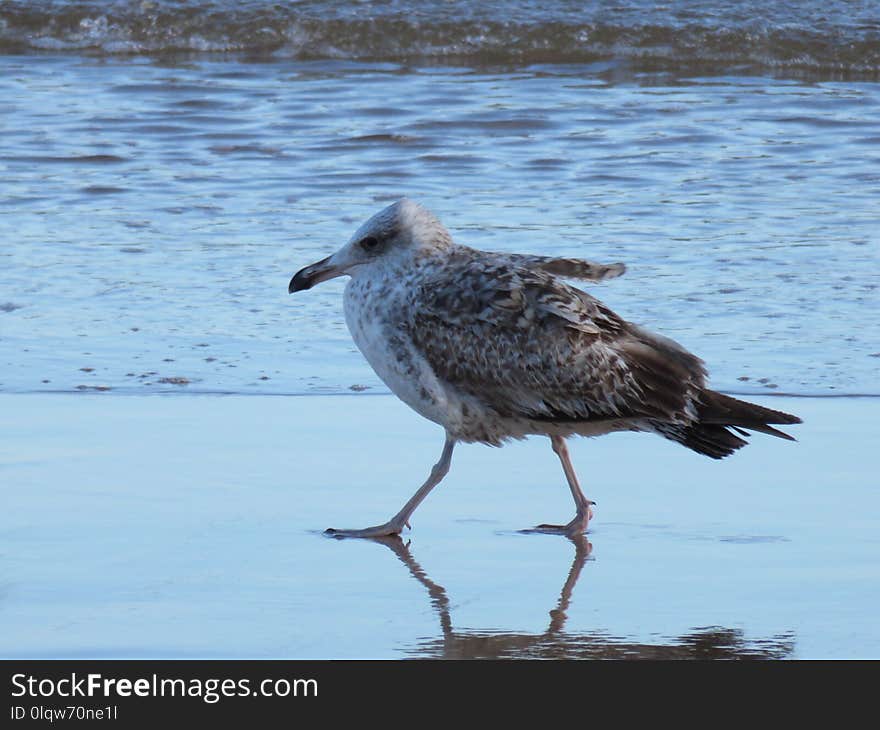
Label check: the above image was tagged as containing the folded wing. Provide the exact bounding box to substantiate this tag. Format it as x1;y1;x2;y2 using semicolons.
407;254;704;426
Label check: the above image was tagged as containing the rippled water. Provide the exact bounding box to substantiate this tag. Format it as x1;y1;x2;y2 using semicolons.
2;54;878;396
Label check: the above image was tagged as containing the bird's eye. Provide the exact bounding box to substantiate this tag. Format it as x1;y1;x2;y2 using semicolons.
359;236;380;251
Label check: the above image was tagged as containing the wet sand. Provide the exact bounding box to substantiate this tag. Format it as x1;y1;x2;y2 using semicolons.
1;393;877;658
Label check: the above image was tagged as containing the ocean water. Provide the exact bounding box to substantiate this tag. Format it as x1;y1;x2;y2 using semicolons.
1;0;878;397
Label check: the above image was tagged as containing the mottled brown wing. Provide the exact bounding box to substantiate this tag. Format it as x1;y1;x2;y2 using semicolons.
503;253;626;282
408;261;706;424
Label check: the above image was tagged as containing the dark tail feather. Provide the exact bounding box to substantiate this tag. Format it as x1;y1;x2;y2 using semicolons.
655;391;802;460
654;422;748;459
698;391;801;436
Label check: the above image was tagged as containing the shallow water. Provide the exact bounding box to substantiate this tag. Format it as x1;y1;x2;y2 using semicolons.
1;53;878;397
1;394;877;659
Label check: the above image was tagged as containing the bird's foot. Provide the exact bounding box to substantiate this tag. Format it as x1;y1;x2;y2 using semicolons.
527;522;586;537
524;502;594;537
324;519;407;540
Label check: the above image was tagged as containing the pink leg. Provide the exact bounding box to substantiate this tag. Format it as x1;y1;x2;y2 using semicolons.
530;435;594;536
326;437;456;539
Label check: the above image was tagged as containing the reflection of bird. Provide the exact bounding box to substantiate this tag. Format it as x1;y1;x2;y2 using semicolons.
367;535;794;659
289;199;801;538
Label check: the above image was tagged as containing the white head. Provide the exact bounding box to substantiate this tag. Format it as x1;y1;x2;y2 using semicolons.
288;198;452;293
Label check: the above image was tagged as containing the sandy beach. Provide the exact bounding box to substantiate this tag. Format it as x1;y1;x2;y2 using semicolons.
1;392;876;658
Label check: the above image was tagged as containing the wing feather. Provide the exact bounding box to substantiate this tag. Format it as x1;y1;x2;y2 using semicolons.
407;254;704;425
502;253;626;282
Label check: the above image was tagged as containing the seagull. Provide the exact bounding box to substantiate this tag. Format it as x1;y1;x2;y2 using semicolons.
289;199;801;538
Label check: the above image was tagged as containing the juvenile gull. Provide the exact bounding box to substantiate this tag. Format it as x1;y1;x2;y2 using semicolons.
289;199;801;538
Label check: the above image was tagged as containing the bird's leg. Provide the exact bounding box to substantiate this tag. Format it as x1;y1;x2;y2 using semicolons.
325;437;456;539
531;435;594;537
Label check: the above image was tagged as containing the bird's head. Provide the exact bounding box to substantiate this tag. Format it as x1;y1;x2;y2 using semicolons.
288;198;451;293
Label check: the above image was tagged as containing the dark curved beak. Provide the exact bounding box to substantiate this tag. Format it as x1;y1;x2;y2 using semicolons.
288;255;339;294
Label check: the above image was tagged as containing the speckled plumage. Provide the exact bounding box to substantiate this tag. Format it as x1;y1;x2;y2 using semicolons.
341;200;707;447
289;198;801;537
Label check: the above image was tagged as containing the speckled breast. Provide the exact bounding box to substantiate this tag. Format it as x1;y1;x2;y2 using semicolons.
343;274;452;429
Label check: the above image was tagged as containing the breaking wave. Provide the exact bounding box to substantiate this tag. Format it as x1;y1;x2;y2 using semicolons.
1;1;879;77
